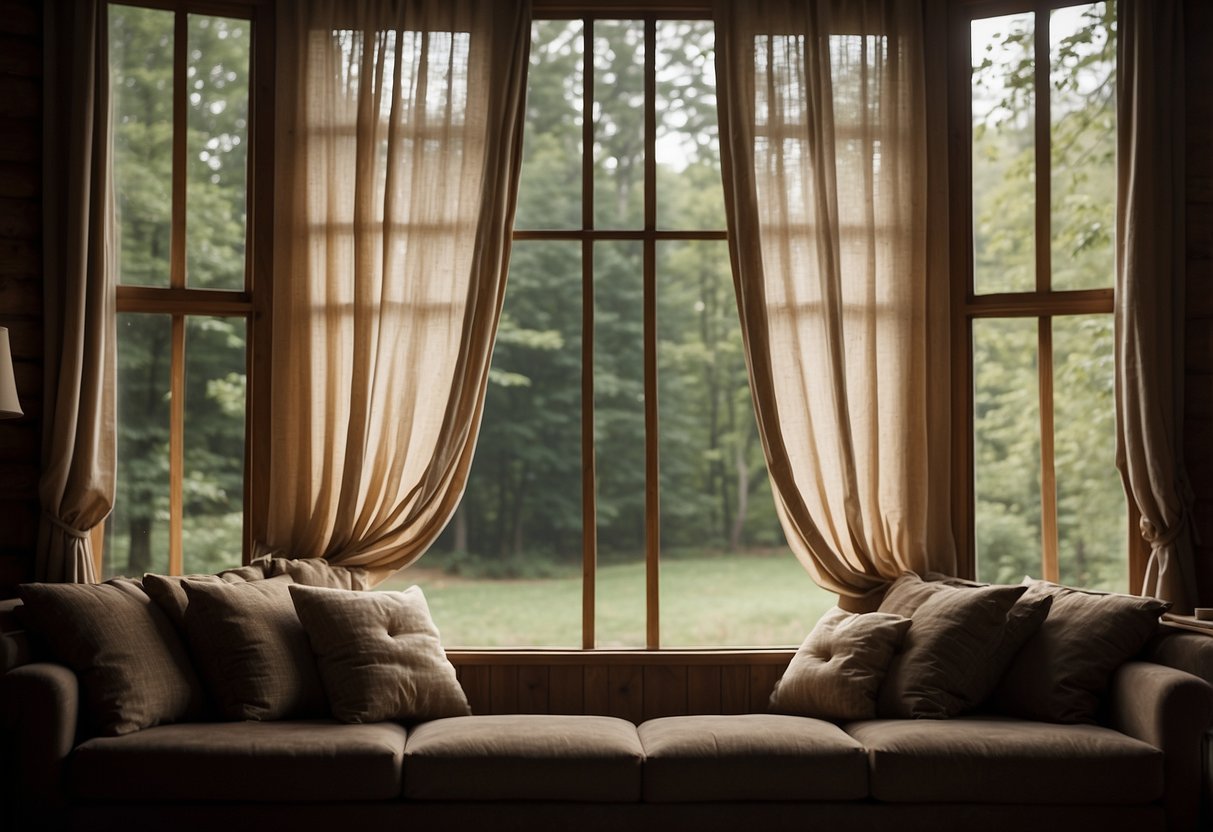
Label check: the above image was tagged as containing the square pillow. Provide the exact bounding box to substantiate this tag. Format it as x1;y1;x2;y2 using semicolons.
16;579;207;736
258;555;371;590
289;584;470;723
768;607;910;721
182;576;328;721
877;574;1027;718
143;567;260;629
992;578;1169;723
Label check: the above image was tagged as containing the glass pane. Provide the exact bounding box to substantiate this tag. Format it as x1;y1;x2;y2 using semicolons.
515;20;584;231
186;15;250;290
595;240;645;647
110;5;174;288
1053;315;1125;590
971;13;1035;295
392;242;583;647
106;314;172;578
594;20;645;230
182;316;246;574
657;240;828;646
656;21;725;231
1050;3;1116;291
973;317;1042;584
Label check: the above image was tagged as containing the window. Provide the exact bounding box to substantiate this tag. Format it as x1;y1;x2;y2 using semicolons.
104;2;267;578
380;15;834;648
954;2;1125;590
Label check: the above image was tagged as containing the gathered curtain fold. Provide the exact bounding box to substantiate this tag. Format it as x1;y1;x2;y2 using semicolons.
1114;0;1196;612
263;0;531;581
714;0;954;606
37;0;117;584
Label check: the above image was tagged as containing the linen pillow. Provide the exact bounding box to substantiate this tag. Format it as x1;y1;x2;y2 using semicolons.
260;555;372;590
993;579;1169;723
182;576;328;721
143;566;261;629
17;579;207;736
290;584;470;723
768;607;911;721
877;574;1027;718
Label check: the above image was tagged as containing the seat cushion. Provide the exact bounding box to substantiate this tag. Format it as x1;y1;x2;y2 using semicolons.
71;720;407;802
403;715;643;801
638;714;868;802
846;717;1163;804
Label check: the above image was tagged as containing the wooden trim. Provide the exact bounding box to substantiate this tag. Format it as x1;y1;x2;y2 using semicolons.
643;18;660;650
115;287;253;315
171;11;187;290
112;0;261;16
169;315;185;575
581;19;596;650
513;229;727;241
1033;5;1049;295
533;0;711;18
964;289;1114;317
448;649;797;666
1039;318;1059;581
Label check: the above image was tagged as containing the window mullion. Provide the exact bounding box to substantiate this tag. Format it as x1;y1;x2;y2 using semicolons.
169;313;186;576
1039;317;1059;581
643;17;659;651
581;18;597;650
171;10;187;291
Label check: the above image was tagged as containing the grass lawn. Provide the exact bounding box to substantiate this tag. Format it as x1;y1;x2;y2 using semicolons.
377;552;837;648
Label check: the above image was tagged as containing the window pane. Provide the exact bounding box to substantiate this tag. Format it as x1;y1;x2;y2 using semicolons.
594;20;645;231
186;15;250;290
1050;3;1116;291
397;241;583;647
974;317;1042;583
110;5;174;288
971;13;1035;295
106;314;172;578
182;316;246;574
595;240;645;647
656;21;724;231
515;20;584;231
657;240;828;646
1054;315;1125;590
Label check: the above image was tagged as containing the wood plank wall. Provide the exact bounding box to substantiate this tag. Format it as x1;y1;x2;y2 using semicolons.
0;0;41;597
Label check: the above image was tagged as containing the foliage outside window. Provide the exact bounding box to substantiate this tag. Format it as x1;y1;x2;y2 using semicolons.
105;2;255;578
963;1;1125;590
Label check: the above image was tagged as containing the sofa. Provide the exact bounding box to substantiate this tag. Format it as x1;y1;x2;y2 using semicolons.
2;572;1212;832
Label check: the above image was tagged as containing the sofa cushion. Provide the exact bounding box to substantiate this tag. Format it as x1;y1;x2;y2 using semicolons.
290;584;470;723
993;579;1169;723
403;715;643;801
16;580;207;736
259;555;372;590
769;608;910;721
182;576;328;721
638;714;868;802
846;716;1163;804
71;720;407;802
143;568;260;629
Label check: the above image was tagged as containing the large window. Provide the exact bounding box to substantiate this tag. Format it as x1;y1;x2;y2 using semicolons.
955;2;1125;590
104;2;266;579
378;15;834;648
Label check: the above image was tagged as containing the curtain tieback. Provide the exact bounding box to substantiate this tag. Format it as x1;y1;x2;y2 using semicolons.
1139;513;1186;551
43;512;90;540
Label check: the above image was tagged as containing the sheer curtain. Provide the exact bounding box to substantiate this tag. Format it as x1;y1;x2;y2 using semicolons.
715;0;954;607
1115;0;1195;612
38;0;116;583
265;0;530;581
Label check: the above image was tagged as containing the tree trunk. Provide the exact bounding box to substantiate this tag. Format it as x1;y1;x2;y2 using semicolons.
128;518;151;575
729;439;750;551
453;504;468;553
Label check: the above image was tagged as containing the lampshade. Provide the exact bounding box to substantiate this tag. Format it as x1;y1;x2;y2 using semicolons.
0;327;23;419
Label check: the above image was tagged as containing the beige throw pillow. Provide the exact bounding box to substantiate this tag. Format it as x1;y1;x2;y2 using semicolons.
143;567;260;629
877;574;1027;718
290;584;471;723
182;576;328;721
993;579;1169;723
17;579;207;736
768;607;911;721
258;555;372;590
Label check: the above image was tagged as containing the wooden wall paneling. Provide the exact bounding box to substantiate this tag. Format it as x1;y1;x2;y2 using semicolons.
748;665;783;713
642;664;688;720
547;664;584;715
490;665;520;714
686;665;722;714
517;665;550;714
583;664;611;716
459;665;492;716
720;665;750;714
607;665;644;722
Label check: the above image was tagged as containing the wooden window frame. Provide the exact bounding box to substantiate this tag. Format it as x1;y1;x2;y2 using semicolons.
947;0;1139;589
103;0;274;578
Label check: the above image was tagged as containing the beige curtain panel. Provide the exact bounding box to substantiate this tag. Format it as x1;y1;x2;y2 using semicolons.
37;0;117;584
1115;0;1196;612
264;0;530;581
714;0;954;607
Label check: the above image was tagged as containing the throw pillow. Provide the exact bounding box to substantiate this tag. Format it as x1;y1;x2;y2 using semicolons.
993;578;1169;723
290;584;470;723
182;576;328;721
143;566;259;629
17;579;207;736
877;574;1027;718
262;556;372;590
768;607;911;721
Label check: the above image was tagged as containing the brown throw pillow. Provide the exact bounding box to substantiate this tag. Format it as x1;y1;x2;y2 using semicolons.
290;584;470;723
768;607;911;721
17;579;207;736
261;555;371;590
877;573;1027;718
143;567;260;629
993;579;1169;723
182;576;328;721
